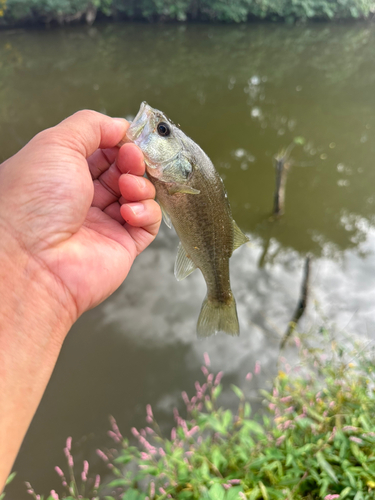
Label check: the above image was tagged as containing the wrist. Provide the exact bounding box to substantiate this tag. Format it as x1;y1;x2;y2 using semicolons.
0;231;74;489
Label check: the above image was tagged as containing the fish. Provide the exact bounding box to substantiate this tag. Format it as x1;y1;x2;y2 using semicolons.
122;102;248;337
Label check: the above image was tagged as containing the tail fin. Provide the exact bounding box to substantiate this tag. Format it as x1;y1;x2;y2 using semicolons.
197;295;240;338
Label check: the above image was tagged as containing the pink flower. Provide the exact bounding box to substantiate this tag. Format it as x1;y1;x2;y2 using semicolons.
294;337;301;348
324;495;340;500
66;437;72;451
171;428;176;441
109;416;123;441
285;406;294;414
204;352;211;367
328;427;337;442
280;396;292;403
146;404;153;419
94;475;100;489
214;372;224;386
50;491;59;500
228;479;241;484
108;430;121;443
150;482;155;498
349;436;363;444
139;436;157;454
255;361;261;375
159;447;166;457
207;374;214;384
223;484;231;490
54;466;64;478
182;391;189;405
187;426;199;438
276;435;286;446
81;460;89;482
96;449;109;462
159;487;166;495
246;372;253;381
131;427;140;438
141;452;151;460
201;366;209;376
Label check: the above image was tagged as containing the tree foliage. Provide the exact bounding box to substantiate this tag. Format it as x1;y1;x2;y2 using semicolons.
1;0;375;25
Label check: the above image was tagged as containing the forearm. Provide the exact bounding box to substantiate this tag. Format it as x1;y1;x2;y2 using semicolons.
0;235;73;490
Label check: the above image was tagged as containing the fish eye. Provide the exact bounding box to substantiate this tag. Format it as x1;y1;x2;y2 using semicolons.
157;122;170;137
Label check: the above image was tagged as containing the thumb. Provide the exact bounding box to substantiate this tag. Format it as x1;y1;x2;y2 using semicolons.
52;110;129;158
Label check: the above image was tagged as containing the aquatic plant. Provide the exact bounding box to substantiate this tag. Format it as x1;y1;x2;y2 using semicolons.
25;332;375;500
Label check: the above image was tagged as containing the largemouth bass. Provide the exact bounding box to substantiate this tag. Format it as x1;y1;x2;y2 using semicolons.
122;102;248;337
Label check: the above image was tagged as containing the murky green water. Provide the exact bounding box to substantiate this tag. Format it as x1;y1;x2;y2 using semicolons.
1;22;375;498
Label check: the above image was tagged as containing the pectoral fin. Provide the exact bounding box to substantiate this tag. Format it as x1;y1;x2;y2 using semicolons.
159;201;172;229
174;242;197;281
168;184;200;195
233;220;249;251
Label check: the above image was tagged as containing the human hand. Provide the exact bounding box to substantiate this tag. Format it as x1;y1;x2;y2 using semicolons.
0;110;161;329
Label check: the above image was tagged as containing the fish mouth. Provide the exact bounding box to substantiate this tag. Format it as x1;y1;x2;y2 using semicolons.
126;101;151;143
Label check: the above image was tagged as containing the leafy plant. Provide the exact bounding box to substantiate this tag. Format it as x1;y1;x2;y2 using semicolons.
30;334;375;500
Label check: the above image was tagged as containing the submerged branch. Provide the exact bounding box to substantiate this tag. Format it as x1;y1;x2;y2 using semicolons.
281;256;311;349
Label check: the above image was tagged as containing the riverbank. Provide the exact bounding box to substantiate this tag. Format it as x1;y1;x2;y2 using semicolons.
0;0;375;27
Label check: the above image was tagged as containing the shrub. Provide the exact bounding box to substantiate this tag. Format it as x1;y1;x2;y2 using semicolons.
1;0;375;25
26;332;375;500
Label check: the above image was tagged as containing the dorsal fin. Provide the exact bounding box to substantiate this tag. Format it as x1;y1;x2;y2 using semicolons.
174;242;197;281
233;220;249;252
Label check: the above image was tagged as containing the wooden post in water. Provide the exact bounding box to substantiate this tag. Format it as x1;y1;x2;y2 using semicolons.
273;144;294;217
281;256;311;349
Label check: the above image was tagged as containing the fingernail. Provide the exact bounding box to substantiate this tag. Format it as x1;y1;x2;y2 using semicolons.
128;203;144;216
135;176;147;190
112;117;128;124
112;117;129;131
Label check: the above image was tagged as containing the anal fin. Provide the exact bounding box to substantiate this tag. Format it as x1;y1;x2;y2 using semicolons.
233;220;249;251
174;242;197;281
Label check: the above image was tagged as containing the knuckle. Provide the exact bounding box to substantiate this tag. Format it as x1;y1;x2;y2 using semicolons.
73;109;98;122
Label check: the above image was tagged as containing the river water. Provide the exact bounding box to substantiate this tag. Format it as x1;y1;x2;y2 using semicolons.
1;21;375;498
